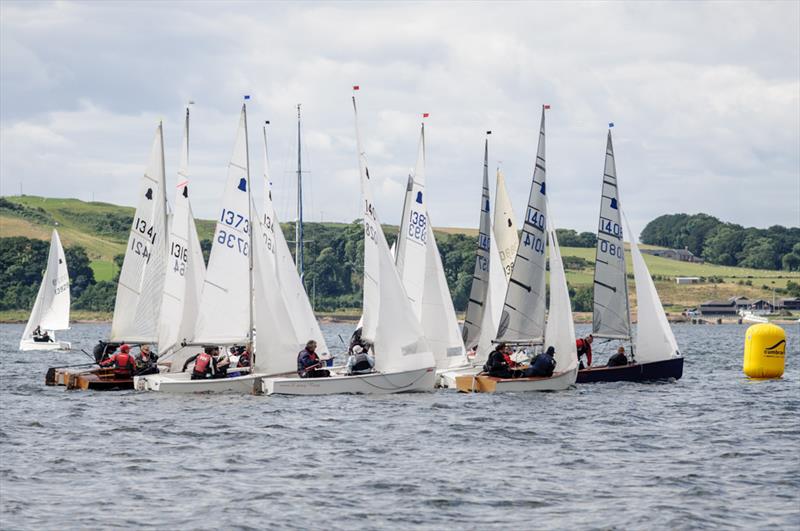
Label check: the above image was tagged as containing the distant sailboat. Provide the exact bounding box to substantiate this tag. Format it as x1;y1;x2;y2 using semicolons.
109;124;169;344
456;106;578;392
262;89;436;395
578;128;683;383
20;229;71;351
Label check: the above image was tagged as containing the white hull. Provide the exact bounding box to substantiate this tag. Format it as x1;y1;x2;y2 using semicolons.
456;367;577;393
134;371;264;394
19;339;71;352
262;366;436;395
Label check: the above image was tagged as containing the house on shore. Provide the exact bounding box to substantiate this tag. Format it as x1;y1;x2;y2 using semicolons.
675;277;701;285
642;247;704;263
699;300;738;316
780;297;800;311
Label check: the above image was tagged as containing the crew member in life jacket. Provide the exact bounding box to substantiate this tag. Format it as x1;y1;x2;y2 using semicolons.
483;343;522;379
607;346;629;367
576;334;593;369
346;345;375;375
297;340;330;378
524;346;557;377
348;327;373;355
32;325;52;343
99;344;136;378
134;344;159;376
182;346;219;380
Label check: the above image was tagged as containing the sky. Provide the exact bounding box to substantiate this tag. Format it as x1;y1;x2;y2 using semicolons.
1;1;798;236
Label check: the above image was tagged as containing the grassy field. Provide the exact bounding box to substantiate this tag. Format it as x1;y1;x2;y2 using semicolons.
2;195;798;310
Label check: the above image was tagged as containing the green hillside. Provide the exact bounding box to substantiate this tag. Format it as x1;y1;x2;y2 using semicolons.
1;195;798;311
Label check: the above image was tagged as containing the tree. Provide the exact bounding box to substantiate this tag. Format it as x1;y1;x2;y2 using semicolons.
782;253;800;272
64;246;95;299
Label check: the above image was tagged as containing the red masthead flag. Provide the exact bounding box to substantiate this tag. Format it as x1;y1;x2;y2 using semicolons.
353;85;360;91
543;104;551;109
423;113;429;118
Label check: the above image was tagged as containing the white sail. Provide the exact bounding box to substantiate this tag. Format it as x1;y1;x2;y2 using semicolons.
494;168;519;281
626;213;681;364
353;95;433;374
592;130;631;340
110;124;168;343
394;124;428;317
544;216;578;373
461;135;492;350
192;105;252;345
21;229;70;344
496;107;548;343
158;108;206;358
252;202;303;375
261;125;329;358
474;224;507;363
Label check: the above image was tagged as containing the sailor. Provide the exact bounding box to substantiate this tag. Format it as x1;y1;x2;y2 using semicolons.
92;341;119;363
99;344;136;378
346;345;375;375
576;334;594;369
32;325;51;343
134;344;159;376
182;346;219;380
483;343;521;379
524;346;557;377
607;346;629;367
348;327;372;355
297;340;330;378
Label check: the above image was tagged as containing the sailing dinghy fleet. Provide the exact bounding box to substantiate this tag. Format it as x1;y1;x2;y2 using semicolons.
37;90;683;394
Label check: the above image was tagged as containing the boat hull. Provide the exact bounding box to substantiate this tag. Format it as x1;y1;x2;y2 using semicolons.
437;365;480;389
134;372;264;394
577;357;684;383
455;367;577;393
262;367;436;395
47;367;133;390
20;340;71;352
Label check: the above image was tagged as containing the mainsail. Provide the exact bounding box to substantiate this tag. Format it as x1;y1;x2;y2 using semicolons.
625;213;681;364
495;106;548;344
260;124;329;362
394;123;428;317
21;229;70;344
110;124;168;343
592;130;632;340
494;168;519;281
191;105;252;345
461;134;492;350
158;107;206;359
353;94;433;374
545;213;579;373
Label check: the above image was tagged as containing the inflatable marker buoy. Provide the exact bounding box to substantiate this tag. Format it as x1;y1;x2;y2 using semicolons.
743;323;786;378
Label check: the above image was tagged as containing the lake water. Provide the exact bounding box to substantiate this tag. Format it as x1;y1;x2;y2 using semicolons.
1;322;798;530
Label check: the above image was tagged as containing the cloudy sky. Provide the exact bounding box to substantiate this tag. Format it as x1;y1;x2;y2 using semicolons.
1;1;798;236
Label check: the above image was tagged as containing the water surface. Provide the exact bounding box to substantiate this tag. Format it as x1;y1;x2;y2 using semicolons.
1;322;798;530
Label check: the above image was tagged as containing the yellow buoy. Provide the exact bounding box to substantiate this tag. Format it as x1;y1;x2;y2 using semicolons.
743;323;787;378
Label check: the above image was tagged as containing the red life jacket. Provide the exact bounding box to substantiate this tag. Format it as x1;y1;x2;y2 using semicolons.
576;339;593;366
502;352;515;367
193;352;212;374
107;352;134;376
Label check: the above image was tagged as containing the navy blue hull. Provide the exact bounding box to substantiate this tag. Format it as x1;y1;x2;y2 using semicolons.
577;357;683;384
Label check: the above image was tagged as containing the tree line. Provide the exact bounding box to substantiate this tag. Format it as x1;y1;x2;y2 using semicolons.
640;213;800;271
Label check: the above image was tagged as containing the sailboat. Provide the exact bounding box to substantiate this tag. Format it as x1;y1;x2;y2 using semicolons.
393;120;469;383
262;89;436;395
20;229;71;351
136;103;265;393
577;128;683;383
156;106;207;372
456;106;578;392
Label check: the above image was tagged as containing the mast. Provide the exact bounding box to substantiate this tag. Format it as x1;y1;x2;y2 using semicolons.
296;104;304;282
160;121;168;261
244;99;253;344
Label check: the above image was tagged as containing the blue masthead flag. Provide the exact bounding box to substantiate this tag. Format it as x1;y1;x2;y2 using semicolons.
244;95;251;100
608;122;614;128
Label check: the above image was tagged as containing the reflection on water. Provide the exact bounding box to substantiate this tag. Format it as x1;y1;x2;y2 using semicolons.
1;322;798;529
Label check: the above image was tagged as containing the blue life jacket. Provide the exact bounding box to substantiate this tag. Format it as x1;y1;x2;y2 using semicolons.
529;352;556;377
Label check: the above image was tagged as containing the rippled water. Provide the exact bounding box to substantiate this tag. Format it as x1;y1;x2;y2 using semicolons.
1;322;798;530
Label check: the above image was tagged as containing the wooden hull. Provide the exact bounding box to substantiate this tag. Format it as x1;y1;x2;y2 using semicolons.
21;340;71;352
577;357;684;383
455;367;577;393
262;367;436;395
134;372;264;394
48;367;133;391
